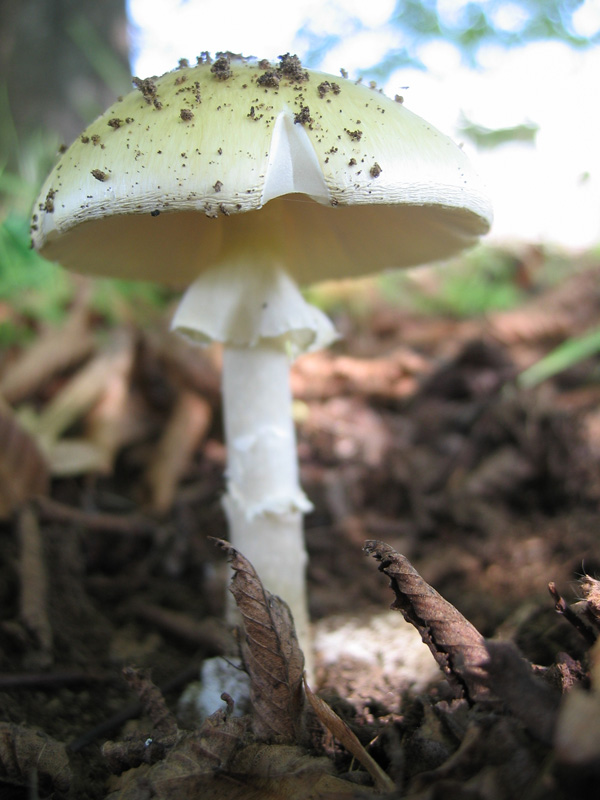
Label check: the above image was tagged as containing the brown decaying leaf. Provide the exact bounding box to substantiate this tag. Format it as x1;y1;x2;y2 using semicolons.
107;721;360;800
33;328;135;449
0;403;49;519
480;640;560;745
0;302;95;404
145;389;212;513
303;676;395;793
548;580;597;645
0;721;71;794
213;538;306;744
572;574;600;636
555;637;600;767
364;540;492;702
17;505;53;665
104;696;248;799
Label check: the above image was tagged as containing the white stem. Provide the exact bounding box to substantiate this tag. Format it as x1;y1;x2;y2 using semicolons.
221;345;313;673
172;262;338;682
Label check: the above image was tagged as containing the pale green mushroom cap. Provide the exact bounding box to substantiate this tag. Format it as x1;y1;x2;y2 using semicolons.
31;54;493;291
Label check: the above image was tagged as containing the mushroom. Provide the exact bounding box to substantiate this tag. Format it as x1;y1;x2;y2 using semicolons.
30;53;492;662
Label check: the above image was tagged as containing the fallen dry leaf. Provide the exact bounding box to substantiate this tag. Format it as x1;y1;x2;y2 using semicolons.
17;505;53;666
481;640;560;745
555;637;600;767
38;329;135;439
145;389;212;513
0;721;71;795
107;733;361;800
0;402;49;519
104;696;248;799
213;538;306;744
303;676;395;792
0;301;95;404
364;540;492;702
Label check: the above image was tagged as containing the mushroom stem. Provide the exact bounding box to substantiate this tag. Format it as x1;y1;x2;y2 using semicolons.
171;258;337;673
221;344;312;665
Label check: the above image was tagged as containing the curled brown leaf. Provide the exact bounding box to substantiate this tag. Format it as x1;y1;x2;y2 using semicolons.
364;540;492;702
0;405;49;519
212;538;306;743
0;722;71;794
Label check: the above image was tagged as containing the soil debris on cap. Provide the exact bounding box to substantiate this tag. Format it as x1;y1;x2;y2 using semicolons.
257;71;280;89
180;108;194;121
318;80;341;98
133;76;159;102
278;53;309;82
91;169;109;182
345;129;363;141
42;189;56;213
211;54;232;80
294;106;312;126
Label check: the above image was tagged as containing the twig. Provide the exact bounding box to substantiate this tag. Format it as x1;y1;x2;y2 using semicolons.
548;581;597;645
0;671;106;690
68;662;201;752
129;600;233;653
34;495;156;536
17;505;53;665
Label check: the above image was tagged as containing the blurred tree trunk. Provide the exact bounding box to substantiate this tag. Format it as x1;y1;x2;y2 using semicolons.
0;0;131;170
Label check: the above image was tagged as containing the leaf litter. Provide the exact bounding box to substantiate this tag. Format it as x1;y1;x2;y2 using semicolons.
1;259;600;797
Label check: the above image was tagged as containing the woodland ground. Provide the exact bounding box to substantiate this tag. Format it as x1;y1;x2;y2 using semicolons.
1;247;600;799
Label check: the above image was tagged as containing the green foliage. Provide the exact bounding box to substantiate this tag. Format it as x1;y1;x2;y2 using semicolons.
459;116;539;149
91;277;175;326
0;213;72;345
379;247;527;318
518;325;600;388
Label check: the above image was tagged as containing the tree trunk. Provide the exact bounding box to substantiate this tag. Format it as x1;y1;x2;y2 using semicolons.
0;0;131;170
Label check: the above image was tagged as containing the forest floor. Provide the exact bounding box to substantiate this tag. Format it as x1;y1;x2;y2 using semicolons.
1;247;600;799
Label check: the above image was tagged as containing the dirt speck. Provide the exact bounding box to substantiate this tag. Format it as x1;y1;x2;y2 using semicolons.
108;118;124;130
345;129;363;141
211;55;232;81
370;162;382;178
91;169;109;182
278;53;309;82
80;135;90;144
180;108;194;121
133;76;158;103
42;188;56;213
257;71;280;89
213;180;223;193
318;81;342;98
294;106;312;126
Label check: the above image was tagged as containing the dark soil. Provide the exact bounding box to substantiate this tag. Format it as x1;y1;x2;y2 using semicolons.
2;259;600;798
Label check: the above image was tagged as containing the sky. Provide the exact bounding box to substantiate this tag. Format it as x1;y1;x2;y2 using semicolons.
127;0;600;251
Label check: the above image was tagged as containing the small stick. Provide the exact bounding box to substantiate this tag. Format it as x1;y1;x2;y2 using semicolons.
68;662;201;752
34;495;155;536
0;671;106;690
17;505;53;664
548;581;597;645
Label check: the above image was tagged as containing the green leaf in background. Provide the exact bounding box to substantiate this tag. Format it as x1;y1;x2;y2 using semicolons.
518;326;600;388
